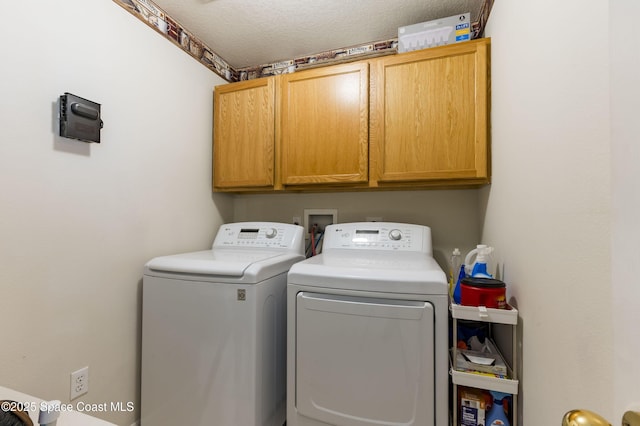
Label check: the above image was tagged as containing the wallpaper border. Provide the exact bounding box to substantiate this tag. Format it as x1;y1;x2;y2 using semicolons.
113;0;492;82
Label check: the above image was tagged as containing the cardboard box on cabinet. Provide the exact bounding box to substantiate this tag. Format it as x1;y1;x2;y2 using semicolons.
398;13;471;52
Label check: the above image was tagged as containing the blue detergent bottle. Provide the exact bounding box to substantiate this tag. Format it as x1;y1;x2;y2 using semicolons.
452;264;466;304
486;391;511;426
455;244;494;304
465;244;494;278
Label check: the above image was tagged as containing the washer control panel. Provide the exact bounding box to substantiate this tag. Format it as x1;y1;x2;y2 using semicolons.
323;222;432;253
213;222;304;251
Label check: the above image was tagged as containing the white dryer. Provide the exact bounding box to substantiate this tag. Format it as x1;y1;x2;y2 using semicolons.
141;222;304;426
287;222;448;426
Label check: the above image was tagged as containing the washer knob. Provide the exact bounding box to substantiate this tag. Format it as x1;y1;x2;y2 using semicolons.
265;228;278;239
389;229;402;241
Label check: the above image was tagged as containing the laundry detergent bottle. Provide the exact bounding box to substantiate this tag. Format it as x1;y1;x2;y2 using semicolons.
486;391;511;426
465;244;494;278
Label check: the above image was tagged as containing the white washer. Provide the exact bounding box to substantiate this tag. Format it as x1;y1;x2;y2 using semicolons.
287;222;448;426
141;222;304;426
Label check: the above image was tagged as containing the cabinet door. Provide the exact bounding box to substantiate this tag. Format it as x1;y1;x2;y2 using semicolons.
280;62;369;186
213;77;275;190
370;39;490;185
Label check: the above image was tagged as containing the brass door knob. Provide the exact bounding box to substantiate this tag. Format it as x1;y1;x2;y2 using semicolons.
562;409;611;426
623;410;640;426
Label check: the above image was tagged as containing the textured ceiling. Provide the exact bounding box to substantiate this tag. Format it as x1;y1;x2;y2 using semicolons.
150;0;487;69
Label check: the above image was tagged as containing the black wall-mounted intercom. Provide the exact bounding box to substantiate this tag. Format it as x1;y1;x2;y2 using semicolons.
59;92;103;143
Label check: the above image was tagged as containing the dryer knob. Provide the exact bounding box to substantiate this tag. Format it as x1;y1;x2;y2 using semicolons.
389;229;402;241
265;228;278;239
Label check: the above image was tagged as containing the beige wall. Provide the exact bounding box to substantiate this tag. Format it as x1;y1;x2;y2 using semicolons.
484;0;613;423
610;0;640;419
234;190;483;272
0;2;233;425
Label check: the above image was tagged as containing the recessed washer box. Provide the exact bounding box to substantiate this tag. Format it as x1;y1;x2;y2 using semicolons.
398;13;471;53
303;209;337;234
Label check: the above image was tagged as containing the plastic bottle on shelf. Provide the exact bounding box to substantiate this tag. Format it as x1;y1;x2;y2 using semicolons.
465;244;494;278
449;248;461;297
486;391;511;426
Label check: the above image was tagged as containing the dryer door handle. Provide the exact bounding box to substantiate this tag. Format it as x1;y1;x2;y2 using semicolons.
298;292;428;320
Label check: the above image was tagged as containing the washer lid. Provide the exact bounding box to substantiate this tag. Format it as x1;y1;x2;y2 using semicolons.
288;250;448;295
145;248;300;280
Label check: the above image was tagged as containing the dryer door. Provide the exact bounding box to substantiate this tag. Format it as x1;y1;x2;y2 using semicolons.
295;292;435;426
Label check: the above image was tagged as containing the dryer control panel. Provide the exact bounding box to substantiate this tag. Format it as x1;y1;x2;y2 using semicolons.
213;222;304;252
323;222;432;254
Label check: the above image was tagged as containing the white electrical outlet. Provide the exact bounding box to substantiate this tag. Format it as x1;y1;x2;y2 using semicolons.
70;366;89;400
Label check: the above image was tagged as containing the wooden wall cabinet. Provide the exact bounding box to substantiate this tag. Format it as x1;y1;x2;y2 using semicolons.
212;38;490;192
369;38;490;187
279;62;369;187
213;77;275;191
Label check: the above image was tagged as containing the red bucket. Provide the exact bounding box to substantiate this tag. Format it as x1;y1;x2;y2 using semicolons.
460;277;506;309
